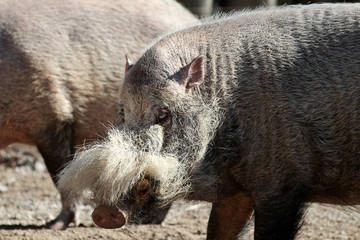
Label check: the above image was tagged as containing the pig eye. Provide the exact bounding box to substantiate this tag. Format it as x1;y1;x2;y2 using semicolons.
155;109;171;128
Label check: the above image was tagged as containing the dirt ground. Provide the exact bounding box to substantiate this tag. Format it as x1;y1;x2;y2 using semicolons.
1;146;360;240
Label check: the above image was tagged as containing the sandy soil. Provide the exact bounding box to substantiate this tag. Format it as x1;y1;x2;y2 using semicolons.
1;145;360;240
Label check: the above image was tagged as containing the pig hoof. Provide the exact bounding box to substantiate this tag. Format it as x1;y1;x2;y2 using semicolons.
45;212;75;230
92;205;126;229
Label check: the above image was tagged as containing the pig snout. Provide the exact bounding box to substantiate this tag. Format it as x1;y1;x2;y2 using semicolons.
91;179;152;229
92;205;127;229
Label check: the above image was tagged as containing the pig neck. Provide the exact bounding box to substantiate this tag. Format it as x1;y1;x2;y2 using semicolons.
161;28;248;202
186;69;246;202
159;15;285;201
168;14;307;201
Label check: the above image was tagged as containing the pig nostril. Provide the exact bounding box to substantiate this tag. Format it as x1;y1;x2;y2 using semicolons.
110;213;119;222
93;214;103;223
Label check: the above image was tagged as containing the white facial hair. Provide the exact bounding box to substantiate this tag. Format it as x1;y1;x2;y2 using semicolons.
58;125;190;206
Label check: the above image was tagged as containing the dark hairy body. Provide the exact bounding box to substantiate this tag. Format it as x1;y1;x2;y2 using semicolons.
59;3;360;240
123;4;360;240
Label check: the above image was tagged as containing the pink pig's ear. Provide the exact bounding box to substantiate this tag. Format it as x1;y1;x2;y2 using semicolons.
180;56;204;89
125;55;134;74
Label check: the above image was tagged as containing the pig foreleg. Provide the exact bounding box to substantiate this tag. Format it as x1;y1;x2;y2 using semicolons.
45;193;79;230
253;189;306;240
207;193;254;240
37;121;78;230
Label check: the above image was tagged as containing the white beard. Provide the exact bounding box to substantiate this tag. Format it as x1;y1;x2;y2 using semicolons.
58;125;189;206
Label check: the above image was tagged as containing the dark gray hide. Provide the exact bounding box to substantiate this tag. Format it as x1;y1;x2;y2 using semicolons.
119;3;360;240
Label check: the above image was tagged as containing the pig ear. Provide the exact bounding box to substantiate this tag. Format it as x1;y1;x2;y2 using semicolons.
179;56;204;89
125;55;134;74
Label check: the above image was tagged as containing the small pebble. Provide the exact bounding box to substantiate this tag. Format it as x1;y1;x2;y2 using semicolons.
0;183;8;193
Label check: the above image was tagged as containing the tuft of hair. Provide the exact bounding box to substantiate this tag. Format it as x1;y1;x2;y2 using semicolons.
58;125;189;206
